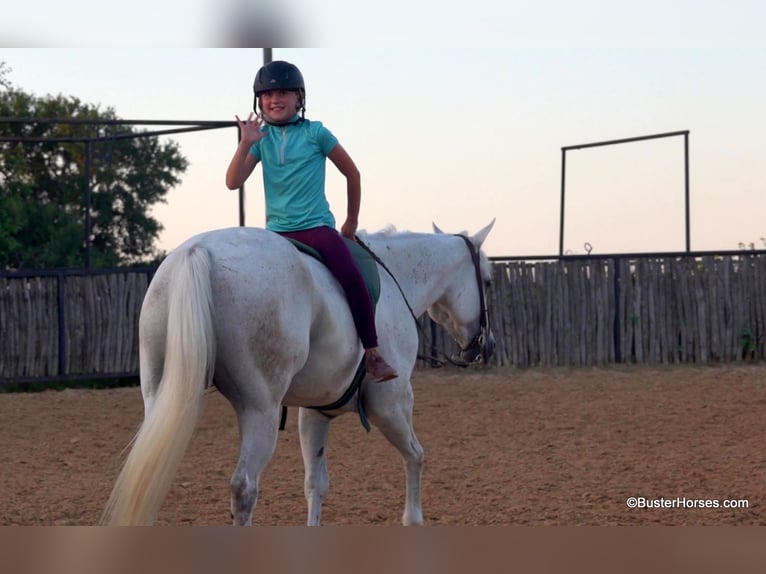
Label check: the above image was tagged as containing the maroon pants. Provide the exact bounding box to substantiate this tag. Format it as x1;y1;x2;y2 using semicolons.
277;226;378;349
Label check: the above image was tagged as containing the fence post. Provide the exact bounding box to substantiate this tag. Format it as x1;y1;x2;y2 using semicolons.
57;271;67;377
613;258;622;363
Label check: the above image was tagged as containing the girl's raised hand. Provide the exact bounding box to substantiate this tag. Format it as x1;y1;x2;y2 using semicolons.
236;112;267;143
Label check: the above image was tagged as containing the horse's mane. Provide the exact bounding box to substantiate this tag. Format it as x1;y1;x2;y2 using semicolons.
357;225;398;240
360;225;447;240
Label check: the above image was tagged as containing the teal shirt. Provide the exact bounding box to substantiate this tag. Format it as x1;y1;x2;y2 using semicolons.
249;118;339;232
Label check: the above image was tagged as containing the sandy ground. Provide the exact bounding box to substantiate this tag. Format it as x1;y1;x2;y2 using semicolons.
2;363;765;526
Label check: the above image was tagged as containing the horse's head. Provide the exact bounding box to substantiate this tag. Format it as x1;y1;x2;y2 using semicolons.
429;219;496;366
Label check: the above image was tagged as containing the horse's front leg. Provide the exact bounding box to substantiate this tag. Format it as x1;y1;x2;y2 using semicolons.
373;398;424;525
298;407;332;526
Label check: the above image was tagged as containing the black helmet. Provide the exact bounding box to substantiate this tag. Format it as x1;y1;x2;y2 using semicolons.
253;60;305;96
253;60;306;119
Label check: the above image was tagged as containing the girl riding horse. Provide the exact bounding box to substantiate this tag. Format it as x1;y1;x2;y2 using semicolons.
225;60;397;383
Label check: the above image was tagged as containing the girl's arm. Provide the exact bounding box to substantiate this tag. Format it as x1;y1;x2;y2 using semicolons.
328;143;361;239
226;113;265;190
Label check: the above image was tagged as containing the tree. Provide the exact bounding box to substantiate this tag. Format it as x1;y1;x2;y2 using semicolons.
0;62;10;90
0;70;188;269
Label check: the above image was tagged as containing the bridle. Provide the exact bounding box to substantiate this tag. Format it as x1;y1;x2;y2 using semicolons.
451;234;493;366
356;234;493;368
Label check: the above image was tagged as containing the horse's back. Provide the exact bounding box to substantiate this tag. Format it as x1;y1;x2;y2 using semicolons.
141;227;305;347
158;226;325;303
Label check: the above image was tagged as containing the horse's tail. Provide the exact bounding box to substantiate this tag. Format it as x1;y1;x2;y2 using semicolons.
102;245;216;525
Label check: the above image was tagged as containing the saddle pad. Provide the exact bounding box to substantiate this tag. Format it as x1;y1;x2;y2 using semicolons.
286;237;381;305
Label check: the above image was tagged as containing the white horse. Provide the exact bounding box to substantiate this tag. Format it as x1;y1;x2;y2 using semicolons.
102;220;496;526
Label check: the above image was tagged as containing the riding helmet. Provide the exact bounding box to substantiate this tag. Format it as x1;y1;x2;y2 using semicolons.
253;60;306;116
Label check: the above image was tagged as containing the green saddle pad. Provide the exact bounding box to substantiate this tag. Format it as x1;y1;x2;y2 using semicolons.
286;237;381;305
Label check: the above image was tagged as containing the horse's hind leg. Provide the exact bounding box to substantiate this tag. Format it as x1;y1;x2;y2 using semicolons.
230;406;281;525
298;407;332;526
373;401;425;526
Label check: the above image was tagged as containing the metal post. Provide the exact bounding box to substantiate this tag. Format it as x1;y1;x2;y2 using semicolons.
237;122;245;227
559;148;566;256
684;132;690;253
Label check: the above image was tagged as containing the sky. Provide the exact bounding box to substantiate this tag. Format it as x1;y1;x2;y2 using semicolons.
2;6;766;258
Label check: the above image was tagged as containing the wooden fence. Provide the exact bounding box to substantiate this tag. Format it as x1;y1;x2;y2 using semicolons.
420;254;766;367
2;254;765;385
0;268;153;383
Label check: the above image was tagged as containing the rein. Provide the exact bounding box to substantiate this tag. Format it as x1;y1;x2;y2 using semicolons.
355;234;490;368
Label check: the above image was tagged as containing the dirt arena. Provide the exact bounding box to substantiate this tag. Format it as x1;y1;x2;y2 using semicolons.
2;364;766;526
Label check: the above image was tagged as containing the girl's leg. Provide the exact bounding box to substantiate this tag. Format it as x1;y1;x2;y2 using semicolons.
278;227;397;382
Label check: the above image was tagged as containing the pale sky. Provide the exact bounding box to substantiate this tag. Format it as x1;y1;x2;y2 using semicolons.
2;44;766;257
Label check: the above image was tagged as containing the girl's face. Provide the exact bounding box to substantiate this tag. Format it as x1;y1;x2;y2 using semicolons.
259;90;301;123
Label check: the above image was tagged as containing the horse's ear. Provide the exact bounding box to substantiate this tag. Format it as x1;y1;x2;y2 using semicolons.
471;218;496;248
432;222;445;234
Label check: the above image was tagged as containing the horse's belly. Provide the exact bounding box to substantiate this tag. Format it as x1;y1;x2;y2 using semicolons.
281;311;363;407
281;359;361;407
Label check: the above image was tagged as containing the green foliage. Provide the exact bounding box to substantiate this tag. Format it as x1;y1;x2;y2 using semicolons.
0;80;188;270
740;327;756;358
0;62;10;90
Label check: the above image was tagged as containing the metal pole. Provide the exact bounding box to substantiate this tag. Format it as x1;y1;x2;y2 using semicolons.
237;122;245;227
559;148;567;256
684;132;690;253
562;130;690;151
